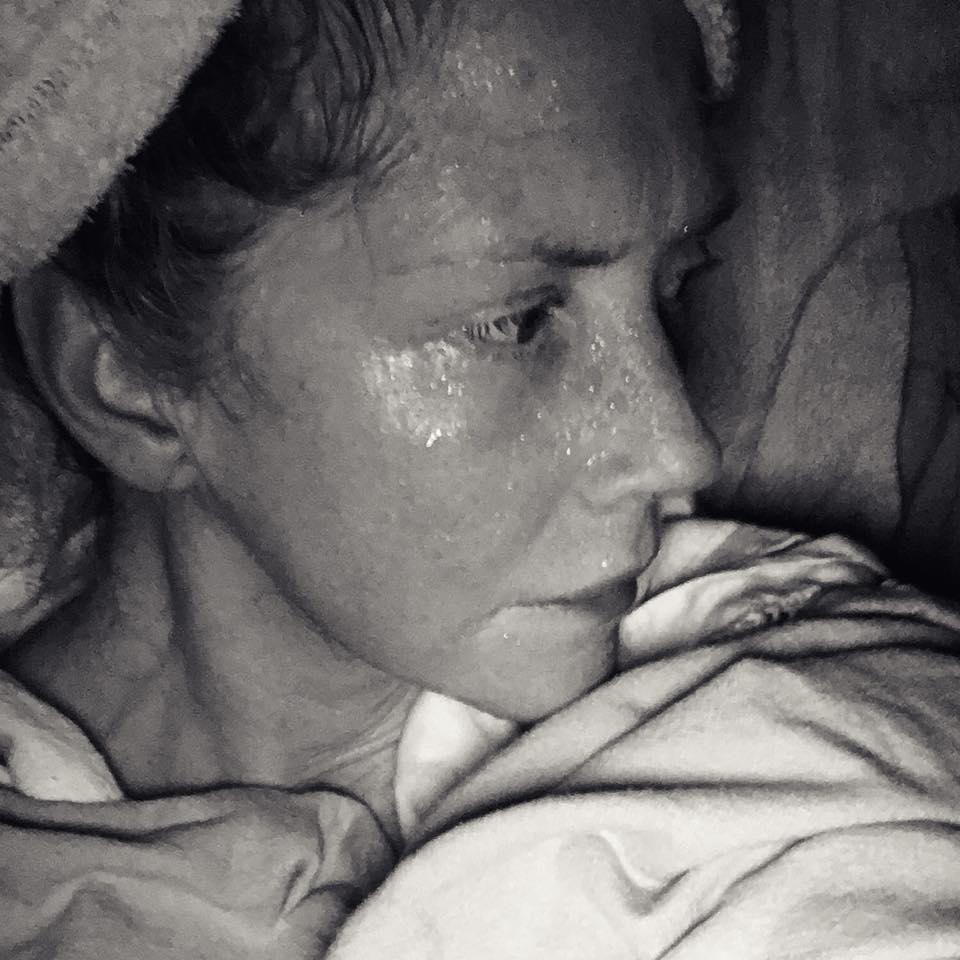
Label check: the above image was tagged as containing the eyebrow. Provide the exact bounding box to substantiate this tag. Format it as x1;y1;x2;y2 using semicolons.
380;187;740;279
379;240;629;276
530;242;628;269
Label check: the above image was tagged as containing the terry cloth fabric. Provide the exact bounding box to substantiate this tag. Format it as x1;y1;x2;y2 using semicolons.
0;398;96;645
331;519;960;959
0;0;736;287
0;297;99;646
0;0;239;283
681;0;739;99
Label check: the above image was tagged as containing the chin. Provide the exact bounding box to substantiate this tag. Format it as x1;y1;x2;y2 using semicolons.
449;615;621;724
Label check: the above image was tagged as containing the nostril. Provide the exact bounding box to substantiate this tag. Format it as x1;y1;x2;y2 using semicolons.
573;379;720;507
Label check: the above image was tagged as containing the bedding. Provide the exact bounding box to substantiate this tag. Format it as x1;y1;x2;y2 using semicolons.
2;518;960;957
894;197;960;595
331;520;960;958
704;196;960;600
681;0;960;596
2;2;960;952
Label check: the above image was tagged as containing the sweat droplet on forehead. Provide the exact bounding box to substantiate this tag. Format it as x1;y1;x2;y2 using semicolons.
439;35;563;133
399;2;581;142
353;0;709;276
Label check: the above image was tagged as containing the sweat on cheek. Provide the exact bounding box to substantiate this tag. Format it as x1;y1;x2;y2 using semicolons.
361;340;473;448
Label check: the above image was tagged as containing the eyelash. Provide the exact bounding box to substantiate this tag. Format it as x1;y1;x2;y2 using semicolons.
462;296;565;352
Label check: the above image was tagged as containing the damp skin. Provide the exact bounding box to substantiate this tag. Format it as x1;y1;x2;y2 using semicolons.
183;0;722;721
362;340;469;448
359;277;697;490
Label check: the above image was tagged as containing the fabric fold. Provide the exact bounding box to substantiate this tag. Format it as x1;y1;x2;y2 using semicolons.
329;520;960;959
0;785;393;959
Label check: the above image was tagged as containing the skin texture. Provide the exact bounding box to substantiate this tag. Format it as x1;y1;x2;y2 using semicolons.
8;0;725;837
189;0;721;712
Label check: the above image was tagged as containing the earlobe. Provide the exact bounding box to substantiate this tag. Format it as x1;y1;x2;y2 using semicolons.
90;343;199;492
10;265;197;494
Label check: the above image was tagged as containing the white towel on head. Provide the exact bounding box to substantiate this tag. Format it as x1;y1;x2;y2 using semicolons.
0;0;240;282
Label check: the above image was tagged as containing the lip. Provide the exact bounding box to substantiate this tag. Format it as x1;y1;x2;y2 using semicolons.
527;575;640;621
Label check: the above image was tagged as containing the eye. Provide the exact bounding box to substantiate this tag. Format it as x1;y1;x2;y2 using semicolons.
656;235;721;305
463;292;565;350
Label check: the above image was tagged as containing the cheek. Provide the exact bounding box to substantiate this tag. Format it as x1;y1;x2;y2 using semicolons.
358;335;597;463
355;339;580;555
360;341;474;449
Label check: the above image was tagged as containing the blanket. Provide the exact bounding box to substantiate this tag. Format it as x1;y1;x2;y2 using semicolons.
329;521;960;958
683;0;960;596
2;519;960;957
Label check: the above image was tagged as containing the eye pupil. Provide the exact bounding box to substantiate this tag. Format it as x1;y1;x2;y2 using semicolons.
514;304;549;345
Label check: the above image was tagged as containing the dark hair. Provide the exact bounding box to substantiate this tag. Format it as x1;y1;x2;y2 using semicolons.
51;0;432;391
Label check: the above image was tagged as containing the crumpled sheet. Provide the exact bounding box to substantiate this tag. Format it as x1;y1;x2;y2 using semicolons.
683;0;960;595
0;672;395;959
330;520;960;959
0;783;394;959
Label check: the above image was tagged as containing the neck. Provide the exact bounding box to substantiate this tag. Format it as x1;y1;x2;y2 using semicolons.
4;485;419;842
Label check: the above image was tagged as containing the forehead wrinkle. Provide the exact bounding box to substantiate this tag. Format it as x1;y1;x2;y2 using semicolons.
355;132;674;278
345;0;707;277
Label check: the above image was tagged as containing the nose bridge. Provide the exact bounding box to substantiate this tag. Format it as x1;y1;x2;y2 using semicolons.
573;265;719;506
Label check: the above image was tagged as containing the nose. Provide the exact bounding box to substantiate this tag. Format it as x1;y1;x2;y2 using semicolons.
569;262;720;511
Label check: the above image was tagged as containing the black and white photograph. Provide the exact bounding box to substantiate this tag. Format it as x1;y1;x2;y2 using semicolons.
1;0;960;955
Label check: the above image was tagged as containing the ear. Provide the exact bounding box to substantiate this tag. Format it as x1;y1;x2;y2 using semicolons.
10;264;198;493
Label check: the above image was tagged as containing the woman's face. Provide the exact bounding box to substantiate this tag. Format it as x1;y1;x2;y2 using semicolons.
186;0;723;720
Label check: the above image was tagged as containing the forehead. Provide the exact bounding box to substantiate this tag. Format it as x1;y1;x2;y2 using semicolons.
424;0;682;134
357;0;710;267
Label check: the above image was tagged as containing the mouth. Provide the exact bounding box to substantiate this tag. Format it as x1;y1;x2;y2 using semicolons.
467;592;628;721
526;574;641;622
